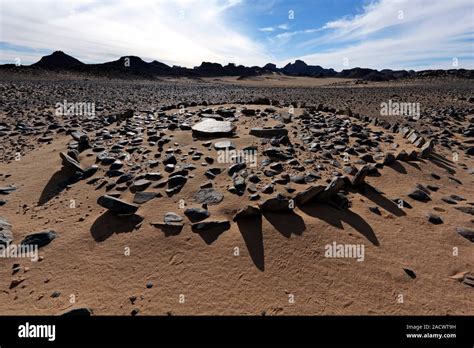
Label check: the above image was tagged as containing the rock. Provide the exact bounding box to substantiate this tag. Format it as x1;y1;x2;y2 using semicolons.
351;165;370;187
259;195;292;212
426;213;443;224
133;192;158;204
261;185;274;194
294;185;324;206
407;188;431;202
0;217;13;247
21;230;57;249
194;188;224;205
60;152;84;173
168;175;188;190
383;153;396;165
97;195;138;215
82;165;99;178
420;140;434;158
228;163;246;176
248;174;261;183
263;148;292;161
233;205;261;221
454;206;474;215
191;220;231;234
233;176;246;195
441;196;457;204
145;172;163;181
456;228;474;242
214;141;235;150
116;109;133;120
192;118;236;137
0;186;16;195
130;179;151;192
164;212;183;223
329;192;350;210
450;194;466;201
163;154;177;165
403;268;416;279
395;150;409;162
184;208;210;222
61;308;93;316
250;128;288;138
317;177;346;202
369;206;381;215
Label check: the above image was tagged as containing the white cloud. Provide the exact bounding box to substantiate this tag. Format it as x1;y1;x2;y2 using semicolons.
0;0;270;67
279;0;474;70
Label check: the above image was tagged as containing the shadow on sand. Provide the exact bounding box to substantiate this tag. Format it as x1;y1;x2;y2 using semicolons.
356;184;406;217
299;203;379;246
262;210;306;239
90;211;143;242
387;161;407;174
38;167;74;205
429;152;456;175
236;215;264;271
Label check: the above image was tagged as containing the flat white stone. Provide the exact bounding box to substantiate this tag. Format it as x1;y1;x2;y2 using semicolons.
192;118;235;137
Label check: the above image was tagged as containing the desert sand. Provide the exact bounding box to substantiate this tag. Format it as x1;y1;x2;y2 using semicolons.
0;73;472;315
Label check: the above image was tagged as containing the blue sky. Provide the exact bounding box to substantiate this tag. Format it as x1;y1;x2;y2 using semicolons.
0;0;473;70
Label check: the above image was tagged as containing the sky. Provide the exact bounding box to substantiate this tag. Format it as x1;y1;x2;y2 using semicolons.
0;0;473;70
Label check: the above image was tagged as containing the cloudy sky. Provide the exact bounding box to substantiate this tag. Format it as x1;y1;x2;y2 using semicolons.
0;0;473;70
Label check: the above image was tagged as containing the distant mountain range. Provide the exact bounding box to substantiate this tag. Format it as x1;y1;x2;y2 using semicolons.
2;50;473;80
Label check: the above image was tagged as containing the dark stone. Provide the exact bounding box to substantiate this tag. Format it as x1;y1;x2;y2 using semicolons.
407;188;431;202
60;152;84;173
191;220;231;234
97;195;138;215
250;128;288;138
194;188;224;205
184;208;210;222
294;185;324;206
454;206;474;215
133;192;158;204
233;205;261;221
426;213;443;224
456;228;474;242
0;217;13;247
259;196;292;212
61;308;93;316
164;212;183;223
21;230;57;249
130;179;151;192
369;206;381;215
168;175;187;190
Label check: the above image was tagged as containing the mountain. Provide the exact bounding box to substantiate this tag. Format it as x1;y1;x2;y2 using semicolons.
5;51;473;80
281;60;337;77
193;62;266;77
32;51;85;69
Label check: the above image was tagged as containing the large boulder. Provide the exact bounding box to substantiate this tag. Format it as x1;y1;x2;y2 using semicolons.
192;118;236;137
